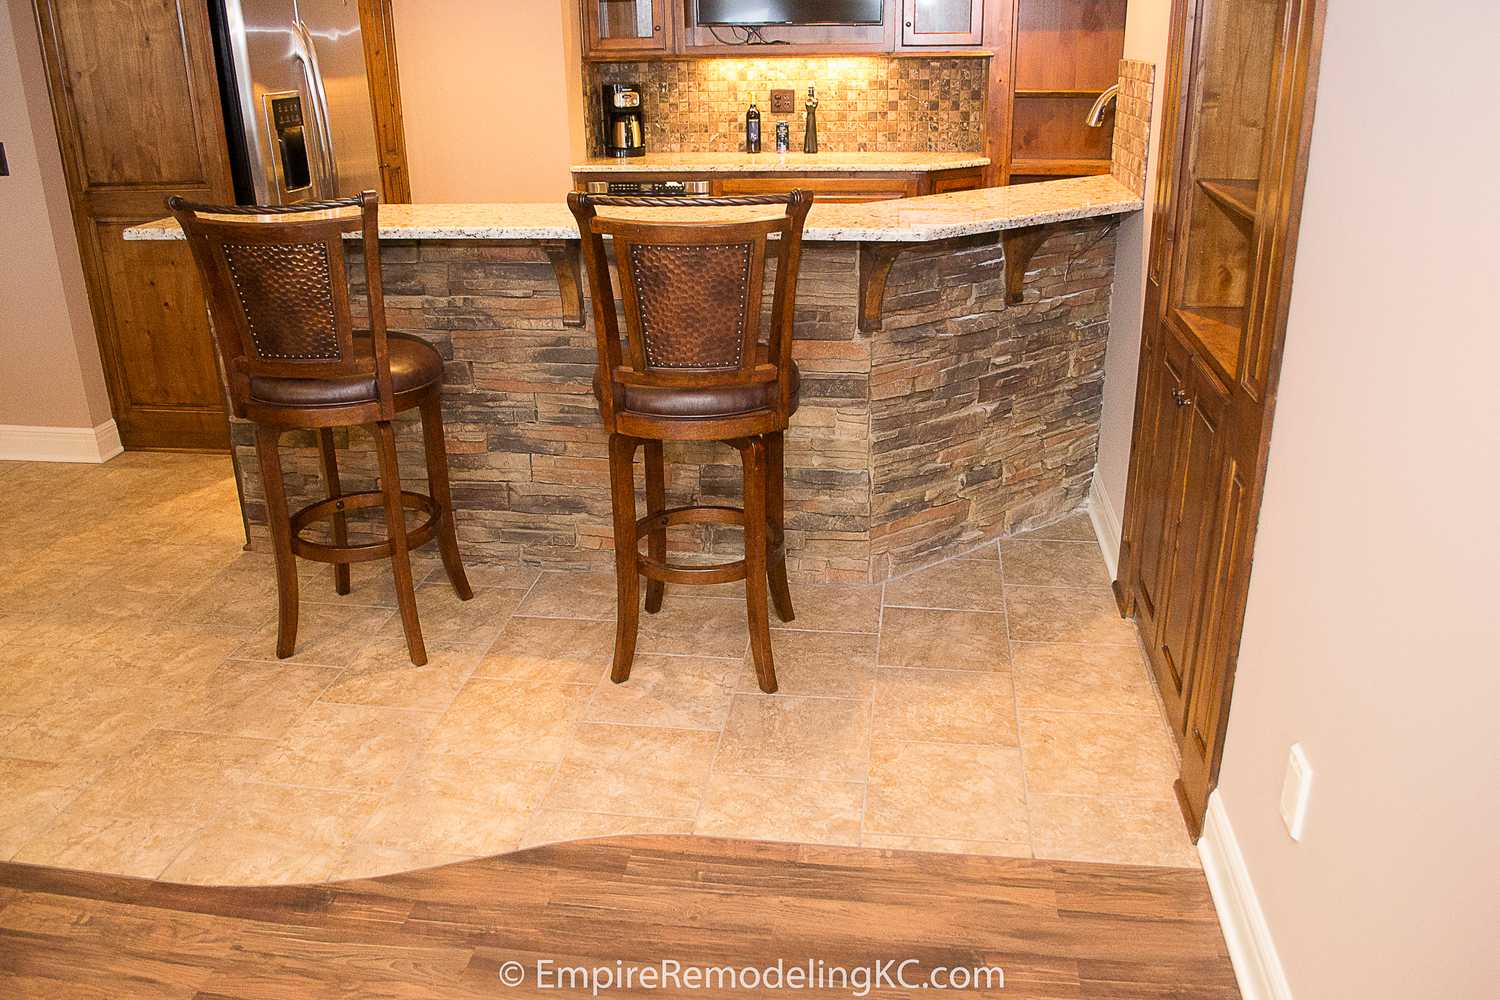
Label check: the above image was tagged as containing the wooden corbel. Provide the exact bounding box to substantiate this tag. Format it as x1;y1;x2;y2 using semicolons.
541;239;585;327
999;225;1054;305
857;242;905;333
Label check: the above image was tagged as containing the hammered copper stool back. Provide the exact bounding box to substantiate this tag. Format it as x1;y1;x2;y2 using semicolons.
568;190;814;693
170;192;472;667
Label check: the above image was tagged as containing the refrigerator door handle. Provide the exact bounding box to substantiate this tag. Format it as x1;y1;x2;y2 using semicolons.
291;19;339;197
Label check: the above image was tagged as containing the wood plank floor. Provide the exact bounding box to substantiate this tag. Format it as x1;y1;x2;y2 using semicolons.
0;835;1238;998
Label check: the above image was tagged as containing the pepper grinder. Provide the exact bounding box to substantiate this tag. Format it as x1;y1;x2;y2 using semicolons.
803;84;819;154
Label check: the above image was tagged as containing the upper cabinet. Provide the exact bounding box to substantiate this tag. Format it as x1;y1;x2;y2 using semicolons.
585;0;673;56
581;1;997;60
900;0;986;47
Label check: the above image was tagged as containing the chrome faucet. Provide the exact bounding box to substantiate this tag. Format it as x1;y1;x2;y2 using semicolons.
1086;84;1120;127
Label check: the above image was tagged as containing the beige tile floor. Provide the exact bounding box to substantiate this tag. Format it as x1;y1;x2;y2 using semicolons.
0;453;1197;885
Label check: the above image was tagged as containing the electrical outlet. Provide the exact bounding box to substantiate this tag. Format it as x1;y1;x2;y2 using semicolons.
1279;743;1313;841
770;89;796;114
657;81;669;100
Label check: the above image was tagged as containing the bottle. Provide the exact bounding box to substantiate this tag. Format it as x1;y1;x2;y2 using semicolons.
746;104;761;154
775;120;791;153
803;84;819;154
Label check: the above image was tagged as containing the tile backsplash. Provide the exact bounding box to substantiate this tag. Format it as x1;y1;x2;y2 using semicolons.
587;58;988;155
1110;59;1156;197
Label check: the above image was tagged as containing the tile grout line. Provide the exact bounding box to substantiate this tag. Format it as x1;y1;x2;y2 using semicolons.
859;581;887;849
1000;548;1039;860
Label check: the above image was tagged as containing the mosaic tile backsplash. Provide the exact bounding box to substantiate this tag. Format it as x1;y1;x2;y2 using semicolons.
587;58;988;155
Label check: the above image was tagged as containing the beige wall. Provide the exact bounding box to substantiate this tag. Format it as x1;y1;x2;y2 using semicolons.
392;0;584;203
1092;0;1173;552
0;0;111;430
1218;2;1500;996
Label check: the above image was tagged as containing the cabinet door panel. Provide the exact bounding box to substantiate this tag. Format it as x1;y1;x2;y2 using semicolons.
1153;360;1229;732
587;0;671;54
1178;455;1247;818
1134;335;1191;633
902;0;986;46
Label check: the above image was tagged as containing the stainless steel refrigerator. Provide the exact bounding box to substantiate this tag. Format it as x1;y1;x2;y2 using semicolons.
212;0;381;204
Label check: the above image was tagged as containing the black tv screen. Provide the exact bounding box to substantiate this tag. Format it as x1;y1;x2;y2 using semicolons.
696;1;885;26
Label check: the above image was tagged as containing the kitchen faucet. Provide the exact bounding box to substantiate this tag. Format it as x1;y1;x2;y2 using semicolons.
1085;84;1120;127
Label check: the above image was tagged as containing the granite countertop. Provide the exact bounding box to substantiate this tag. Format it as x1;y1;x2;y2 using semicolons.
570;151;991;174
123;175;1142;244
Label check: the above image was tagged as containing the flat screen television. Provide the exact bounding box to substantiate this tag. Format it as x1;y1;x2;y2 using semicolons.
695;1;886;26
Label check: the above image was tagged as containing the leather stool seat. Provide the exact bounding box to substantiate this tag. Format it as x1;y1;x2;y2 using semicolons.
594;347;800;419
250;333;443;408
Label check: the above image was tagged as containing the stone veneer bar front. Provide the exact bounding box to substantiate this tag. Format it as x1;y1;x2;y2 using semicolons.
127;176;1140;583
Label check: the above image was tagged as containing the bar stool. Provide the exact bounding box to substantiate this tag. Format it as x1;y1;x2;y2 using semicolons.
568;191;813;694
170;192;472;666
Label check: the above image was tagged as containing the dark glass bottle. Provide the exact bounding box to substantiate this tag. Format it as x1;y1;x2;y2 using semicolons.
746;104;761;154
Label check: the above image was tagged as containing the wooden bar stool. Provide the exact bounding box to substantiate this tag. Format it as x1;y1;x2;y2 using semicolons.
170;192;472;666
568;191;813;694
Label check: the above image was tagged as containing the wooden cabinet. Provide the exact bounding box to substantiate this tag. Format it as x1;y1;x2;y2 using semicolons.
1005;0;1126;183
573;167;983;203
901;0;986;46
585;0;672;55
1115;0;1325;837
32;0;235;450
718;175;919;203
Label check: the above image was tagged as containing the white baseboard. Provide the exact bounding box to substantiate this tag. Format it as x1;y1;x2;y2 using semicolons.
0;420;123;463
1198;791;1293;1000
1087;476;1123;579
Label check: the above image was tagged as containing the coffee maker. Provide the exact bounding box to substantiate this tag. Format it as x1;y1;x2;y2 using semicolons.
601;83;646;158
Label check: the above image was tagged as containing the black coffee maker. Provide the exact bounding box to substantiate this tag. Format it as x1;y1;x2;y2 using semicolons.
601;83;646;158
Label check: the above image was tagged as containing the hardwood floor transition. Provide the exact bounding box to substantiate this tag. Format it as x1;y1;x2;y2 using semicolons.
0;834;1239;998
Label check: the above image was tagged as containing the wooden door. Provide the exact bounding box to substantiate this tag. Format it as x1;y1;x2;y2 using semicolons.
32;0;234;450
585;0;672;56
902;0;986;46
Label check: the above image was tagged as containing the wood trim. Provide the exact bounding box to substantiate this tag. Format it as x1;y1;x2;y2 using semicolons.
357;0;411;203
985;0;1017;186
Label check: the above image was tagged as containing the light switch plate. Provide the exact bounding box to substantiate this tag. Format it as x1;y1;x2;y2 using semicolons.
1279;742;1313;840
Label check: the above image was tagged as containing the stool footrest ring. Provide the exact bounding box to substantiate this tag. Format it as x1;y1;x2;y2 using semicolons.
633;504;784;587
290;489;440;565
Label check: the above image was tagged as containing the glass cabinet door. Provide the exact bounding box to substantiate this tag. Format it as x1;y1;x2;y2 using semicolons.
902;0;986;47
588;0;670;54
1165;0;1282;382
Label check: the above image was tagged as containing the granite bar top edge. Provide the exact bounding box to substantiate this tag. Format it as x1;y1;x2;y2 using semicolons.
122;176;1142;243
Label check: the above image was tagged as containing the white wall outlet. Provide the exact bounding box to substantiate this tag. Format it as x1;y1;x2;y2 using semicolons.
1279;742;1313;841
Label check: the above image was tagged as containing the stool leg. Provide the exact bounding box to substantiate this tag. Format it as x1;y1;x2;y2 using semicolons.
766;430;795;623
254;424;298;659
741;436;778;694
374;420;427;667
643;440;667;614
608;433;641;684
419;392;473;602
316;428;351;596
